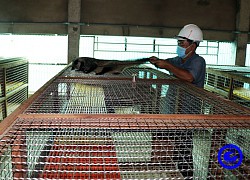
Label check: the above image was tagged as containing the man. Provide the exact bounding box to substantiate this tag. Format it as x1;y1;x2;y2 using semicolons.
150;24;206;88
150;25;207;177
152;24;206;114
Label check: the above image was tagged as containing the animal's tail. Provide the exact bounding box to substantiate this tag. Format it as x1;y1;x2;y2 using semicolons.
122;58;150;65
136;58;150;62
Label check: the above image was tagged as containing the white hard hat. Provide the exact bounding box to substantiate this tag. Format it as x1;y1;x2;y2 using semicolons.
175;24;203;42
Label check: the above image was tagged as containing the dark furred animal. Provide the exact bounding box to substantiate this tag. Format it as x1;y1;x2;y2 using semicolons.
71;57;149;75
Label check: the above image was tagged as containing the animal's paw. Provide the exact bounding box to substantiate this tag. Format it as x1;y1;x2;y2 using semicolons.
95;72;104;75
112;71;121;75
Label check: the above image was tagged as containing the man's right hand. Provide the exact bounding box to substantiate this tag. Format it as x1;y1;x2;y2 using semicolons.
149;56;167;69
149;56;159;64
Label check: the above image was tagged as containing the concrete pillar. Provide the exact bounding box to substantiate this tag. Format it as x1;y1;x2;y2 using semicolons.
68;0;81;64
235;0;250;66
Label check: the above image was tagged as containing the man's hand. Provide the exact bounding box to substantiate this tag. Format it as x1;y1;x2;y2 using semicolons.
149;56;194;83
149;56;166;69
149;56;158;63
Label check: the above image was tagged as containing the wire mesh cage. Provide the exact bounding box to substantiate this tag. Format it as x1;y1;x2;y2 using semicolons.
24;77;249;115
1;115;250;180
0;65;250;180
62;65;172;80
205;65;250;108
0;57;28;121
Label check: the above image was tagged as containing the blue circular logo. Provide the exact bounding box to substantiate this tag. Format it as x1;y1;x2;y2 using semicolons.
218;144;243;170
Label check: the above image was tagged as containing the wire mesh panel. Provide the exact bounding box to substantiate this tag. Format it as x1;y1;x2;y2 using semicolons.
0;58;28;121
205;66;250;108
62;66;172;80
5;63;28;93
0;65;250;180
25;78;250;115
7;88;28;116
0;116;250;179
231;73;250;107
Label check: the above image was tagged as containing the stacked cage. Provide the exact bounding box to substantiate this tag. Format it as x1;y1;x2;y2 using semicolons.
0;57;28;121
205;65;250;108
0;64;250;179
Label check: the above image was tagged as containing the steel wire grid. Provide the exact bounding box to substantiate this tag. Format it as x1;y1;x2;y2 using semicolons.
1;66;250;180
0;116;250;179
62;66;173;80
24;78;250;115
5;63;28;93
0;59;28;121
205;66;250;108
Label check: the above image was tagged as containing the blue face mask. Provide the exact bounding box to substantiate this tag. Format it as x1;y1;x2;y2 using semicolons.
176;46;186;58
176;44;193;58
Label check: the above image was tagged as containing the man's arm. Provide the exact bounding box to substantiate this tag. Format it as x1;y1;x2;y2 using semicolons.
150;57;194;83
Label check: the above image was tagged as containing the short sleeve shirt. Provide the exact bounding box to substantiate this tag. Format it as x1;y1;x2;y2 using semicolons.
168;54;206;88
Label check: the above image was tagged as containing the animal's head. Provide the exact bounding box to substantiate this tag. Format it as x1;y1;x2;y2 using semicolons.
71;57;97;73
71;58;80;70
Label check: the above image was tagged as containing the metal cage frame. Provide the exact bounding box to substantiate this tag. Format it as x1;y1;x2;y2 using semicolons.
0;64;250;180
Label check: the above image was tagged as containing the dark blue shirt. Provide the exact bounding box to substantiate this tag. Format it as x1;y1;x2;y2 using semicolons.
168;53;206;88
